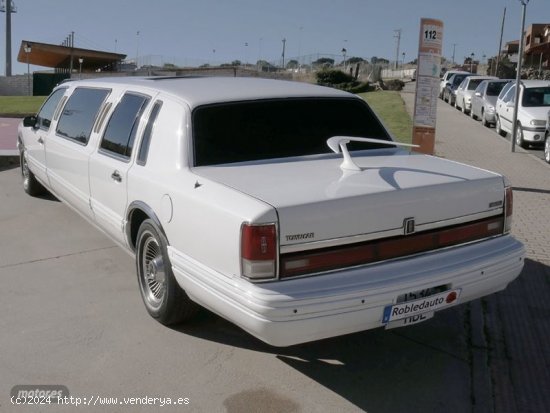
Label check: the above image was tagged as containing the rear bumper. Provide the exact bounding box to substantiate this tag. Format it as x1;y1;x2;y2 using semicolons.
169;235;524;347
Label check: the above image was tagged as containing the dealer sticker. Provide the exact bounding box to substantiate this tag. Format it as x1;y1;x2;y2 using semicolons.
382;289;461;324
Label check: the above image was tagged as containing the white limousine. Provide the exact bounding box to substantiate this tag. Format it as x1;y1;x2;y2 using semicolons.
18;77;525;346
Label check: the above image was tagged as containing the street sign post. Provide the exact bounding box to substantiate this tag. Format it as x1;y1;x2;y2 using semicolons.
412;18;443;154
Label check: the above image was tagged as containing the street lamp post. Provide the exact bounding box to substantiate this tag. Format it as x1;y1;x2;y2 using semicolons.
24;43;31;96
511;0;529;152
78;57;83;79
341;47;347;72
470;53;475;73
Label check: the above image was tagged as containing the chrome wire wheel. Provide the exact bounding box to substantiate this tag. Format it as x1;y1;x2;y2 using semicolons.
21;152;30;191
138;230;166;309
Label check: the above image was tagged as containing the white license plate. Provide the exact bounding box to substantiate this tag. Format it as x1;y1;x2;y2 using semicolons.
382;289;461;324
385;312;434;330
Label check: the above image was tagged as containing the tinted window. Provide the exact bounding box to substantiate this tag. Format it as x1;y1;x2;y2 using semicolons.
474;82;486;95
37;88;66;130
467;79;485;90
453;75;468;86
57;88;110;144
193;98;392;166
137;100;163;165
522;87;550;107
100;93;150;158
487;81;508;96
498;82;513;100
504;85;516;103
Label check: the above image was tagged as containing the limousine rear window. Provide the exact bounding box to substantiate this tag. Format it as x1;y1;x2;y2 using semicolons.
56;88;110;144
100;93;150;158
192;98;392;166
137;100;163;166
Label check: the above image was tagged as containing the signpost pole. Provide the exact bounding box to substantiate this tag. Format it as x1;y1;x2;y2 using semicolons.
412;18;444;155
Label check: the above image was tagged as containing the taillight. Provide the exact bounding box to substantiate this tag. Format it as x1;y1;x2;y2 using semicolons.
504;186;513;233
241;223;277;280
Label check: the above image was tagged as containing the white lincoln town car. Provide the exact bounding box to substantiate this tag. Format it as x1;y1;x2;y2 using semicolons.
18;77;524;346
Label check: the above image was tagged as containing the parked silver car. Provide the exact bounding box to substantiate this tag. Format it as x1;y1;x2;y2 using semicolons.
455;76;497;114
470;79;512;126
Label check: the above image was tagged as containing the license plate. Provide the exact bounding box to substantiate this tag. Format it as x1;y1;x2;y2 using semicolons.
385;312;434;330
382;289;461;324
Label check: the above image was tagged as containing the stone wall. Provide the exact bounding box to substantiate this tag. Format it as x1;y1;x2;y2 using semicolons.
0;75;32;96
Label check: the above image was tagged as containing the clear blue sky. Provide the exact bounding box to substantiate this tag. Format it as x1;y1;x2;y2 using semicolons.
2;0;549;75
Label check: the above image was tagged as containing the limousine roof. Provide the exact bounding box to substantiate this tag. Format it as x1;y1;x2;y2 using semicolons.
61;76;353;108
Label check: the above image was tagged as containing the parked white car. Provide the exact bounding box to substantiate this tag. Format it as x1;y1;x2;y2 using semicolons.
440;70;470;99
455;76;497;114
18;77;524;346
495;80;550;148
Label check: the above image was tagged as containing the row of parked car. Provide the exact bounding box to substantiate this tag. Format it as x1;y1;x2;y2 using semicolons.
439;70;550;163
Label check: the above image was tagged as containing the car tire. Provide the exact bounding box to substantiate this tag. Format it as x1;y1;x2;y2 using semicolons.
136;219;199;325
20;149;46;196
515;124;526;148
496;117;506;137
545;133;550;164
481;110;489;127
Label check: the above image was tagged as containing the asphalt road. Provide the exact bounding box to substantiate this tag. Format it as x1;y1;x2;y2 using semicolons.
2;86;547;413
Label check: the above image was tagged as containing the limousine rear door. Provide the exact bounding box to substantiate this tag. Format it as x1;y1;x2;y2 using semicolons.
89;92;151;245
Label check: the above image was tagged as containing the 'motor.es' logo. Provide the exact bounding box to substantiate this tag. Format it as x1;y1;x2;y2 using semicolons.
11;385;69;404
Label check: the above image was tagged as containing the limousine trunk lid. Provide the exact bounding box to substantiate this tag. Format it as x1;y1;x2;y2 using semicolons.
194;151;505;247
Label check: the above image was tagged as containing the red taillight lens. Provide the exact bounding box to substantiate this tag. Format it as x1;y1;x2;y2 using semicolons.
504;187;513;233
241;224;277;280
280;217;504;278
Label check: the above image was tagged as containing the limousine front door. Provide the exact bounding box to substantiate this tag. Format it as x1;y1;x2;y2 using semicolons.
47;88;111;220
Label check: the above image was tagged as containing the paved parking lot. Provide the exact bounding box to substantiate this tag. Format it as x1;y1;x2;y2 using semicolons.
1;85;549;413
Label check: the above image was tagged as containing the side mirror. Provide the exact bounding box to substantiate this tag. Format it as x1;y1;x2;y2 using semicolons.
23;115;38;128
475;92;481;97
446;82;451;87
506;101;515;108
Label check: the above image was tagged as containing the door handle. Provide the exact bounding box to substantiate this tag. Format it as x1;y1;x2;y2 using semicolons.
111;170;122;182
37;137;44;144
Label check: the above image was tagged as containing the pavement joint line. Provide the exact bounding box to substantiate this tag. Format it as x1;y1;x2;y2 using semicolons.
0;245;118;270
390;329;469;363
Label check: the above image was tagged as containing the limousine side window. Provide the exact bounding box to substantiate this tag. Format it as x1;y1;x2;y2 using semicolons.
100;93;150;159
137;100;163;166
56;88;110;144
36;88;66;130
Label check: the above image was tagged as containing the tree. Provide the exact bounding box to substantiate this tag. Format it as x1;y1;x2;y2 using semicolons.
347;57;365;64
313;57;335;67
286;59;299;69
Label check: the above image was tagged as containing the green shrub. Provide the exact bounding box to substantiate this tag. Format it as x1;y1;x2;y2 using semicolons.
384;79;405;91
316;69;354;86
